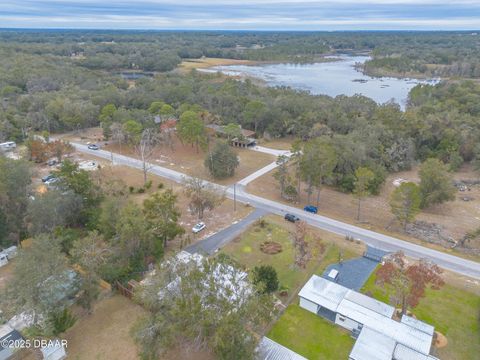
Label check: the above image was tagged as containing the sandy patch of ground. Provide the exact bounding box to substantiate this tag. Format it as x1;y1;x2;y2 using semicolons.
178;57;256;72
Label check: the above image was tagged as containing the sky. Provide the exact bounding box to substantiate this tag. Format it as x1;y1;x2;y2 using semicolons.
0;0;479;31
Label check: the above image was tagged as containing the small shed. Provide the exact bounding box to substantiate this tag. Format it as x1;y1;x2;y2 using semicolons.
327;269;339;281
0;324;23;360
41;340;67;360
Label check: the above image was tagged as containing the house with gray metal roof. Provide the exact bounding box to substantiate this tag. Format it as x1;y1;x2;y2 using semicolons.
298;275;439;360
256;337;307;360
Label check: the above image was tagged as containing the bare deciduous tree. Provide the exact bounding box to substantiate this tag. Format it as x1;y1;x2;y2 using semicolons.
183;176;225;219
136;128;158;186
376;251;444;316
292;221;310;269
110;122;125;146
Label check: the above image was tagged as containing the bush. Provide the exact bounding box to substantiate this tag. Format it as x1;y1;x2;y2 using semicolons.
129;186;135;194
157;182;164;189
252;265;279;294
145;180;152;190
338;174;356;193
255;219;267;228
137;188;145;194
48;308;76;336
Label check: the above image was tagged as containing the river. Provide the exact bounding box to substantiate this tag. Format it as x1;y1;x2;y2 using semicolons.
208;55;439;110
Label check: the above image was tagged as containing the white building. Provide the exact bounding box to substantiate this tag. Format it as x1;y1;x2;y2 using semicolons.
0;142;16;152
298;275;438;360
256;337;307;360
0;324;23;360
141;251;251;305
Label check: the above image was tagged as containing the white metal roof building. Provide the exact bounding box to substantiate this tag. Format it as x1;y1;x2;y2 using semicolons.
298;275;348;312
298;275;438;360
256;337;307;360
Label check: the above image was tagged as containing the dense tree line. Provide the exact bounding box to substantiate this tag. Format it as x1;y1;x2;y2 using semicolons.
362;32;480;78
1;30;479;75
2;30;480;196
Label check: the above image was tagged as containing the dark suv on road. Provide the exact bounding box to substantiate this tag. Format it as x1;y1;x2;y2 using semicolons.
284;213;300;222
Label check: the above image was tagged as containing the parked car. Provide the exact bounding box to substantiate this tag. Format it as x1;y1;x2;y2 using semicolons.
41;174;55;183
303;205;318;214
87;144;99;150
284;213;300;222
46;158;58;166
192;222;206;233
45;177;59;186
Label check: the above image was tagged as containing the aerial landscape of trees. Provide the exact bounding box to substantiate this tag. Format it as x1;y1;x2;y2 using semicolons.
0;29;479;358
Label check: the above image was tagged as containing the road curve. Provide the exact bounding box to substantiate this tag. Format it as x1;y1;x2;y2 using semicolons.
72;142;480;279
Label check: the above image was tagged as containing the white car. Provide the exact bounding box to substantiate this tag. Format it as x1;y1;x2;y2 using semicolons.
192;222;206;233
45;177;59;186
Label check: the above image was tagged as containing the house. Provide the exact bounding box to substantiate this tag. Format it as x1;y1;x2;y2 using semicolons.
0;324;23;360
256;337;307;360
206;124;256;147
0;142;16;152
141;251;251;305
298;275;438;360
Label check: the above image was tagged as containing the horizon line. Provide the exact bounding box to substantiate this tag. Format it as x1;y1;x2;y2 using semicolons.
0;27;479;32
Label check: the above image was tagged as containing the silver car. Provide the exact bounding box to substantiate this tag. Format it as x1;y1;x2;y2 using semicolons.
192;222;206;233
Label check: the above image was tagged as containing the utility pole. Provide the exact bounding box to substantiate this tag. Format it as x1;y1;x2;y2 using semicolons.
233;183;237;211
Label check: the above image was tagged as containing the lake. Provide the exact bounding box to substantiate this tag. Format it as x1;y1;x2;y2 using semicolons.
209;55;439;109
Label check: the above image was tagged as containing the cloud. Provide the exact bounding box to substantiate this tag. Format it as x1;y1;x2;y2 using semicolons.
0;1;479;30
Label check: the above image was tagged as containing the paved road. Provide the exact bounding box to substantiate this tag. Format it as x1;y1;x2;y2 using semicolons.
72;142;480;279
184;208;268;255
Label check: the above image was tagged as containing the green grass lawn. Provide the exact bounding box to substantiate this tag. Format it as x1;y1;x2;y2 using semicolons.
268;304;355;359
362;270;480;360
221;216;325;294
221;215;358;299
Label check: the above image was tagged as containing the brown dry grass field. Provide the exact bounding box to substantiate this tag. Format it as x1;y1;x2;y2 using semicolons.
0;262;13;290
63;295;146;360
58;294;215;360
247;164;480;260
257;137;296;150
61;127;275;186
103;138;274;186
